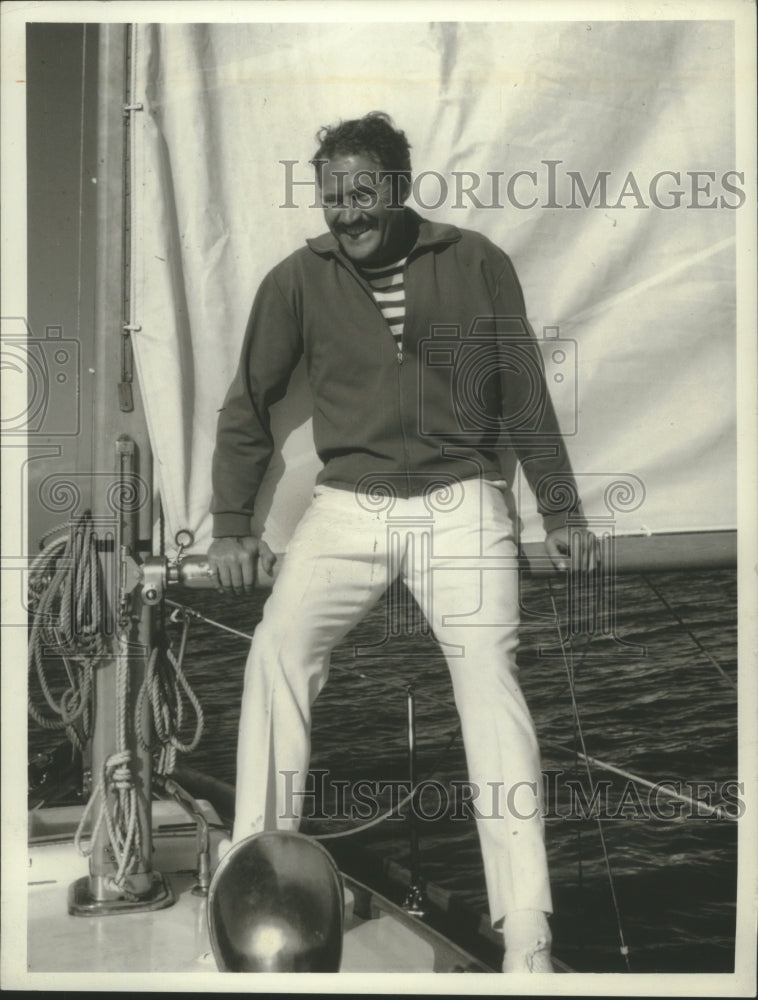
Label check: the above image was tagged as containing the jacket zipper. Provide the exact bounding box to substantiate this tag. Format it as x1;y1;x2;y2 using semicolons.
338;251;418;496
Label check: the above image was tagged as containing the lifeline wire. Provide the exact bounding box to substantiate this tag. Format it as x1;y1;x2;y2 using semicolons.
310;710;463;841
548;578;632;972
641;574;737;695
567;624;596;950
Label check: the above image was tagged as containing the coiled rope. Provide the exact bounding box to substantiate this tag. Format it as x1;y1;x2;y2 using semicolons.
136;611;205;775
26;513;139;892
29;514;204;891
28;514;106;750
73;601;204;890
74;634;142;895
142;500;205;774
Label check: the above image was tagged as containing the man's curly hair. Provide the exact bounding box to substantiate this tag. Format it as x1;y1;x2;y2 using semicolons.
311;111;412;192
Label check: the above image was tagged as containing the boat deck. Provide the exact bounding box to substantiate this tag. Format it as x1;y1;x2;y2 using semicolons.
27;801;499;974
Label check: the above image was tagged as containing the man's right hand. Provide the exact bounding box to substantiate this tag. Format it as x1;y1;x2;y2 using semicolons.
207;536;277;595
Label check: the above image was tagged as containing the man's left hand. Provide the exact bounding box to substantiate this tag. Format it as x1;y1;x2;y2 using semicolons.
545;525;599;573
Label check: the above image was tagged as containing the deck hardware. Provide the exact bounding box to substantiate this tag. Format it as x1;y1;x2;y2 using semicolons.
174;529;194;561
140;551;219;605
155;774;211;896
402;684;427;917
140;557;166;604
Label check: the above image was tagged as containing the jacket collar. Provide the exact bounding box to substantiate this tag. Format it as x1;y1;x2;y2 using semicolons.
306;209;461;259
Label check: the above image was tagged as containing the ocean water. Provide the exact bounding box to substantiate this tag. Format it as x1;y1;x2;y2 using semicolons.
29;568;739;973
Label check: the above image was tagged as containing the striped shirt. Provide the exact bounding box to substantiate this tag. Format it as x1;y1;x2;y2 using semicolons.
357;258;407;355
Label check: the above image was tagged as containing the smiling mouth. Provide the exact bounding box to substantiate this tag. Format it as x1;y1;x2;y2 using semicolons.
341;224;374;238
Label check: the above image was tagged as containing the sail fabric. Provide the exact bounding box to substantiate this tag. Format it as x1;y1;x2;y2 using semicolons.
130;20;737;556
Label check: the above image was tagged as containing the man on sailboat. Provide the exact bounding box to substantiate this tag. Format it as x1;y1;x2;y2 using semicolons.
207;111;597;973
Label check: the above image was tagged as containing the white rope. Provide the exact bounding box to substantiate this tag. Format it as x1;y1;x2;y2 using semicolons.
28;516;105;749
136;615;205;775
311;785;418;840
74;634;143;895
28;514;142;892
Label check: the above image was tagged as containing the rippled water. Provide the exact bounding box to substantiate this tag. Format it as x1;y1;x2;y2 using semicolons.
29;568;738;972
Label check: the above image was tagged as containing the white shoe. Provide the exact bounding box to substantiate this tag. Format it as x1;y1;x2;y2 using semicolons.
501;909;554;973
502;941;554;973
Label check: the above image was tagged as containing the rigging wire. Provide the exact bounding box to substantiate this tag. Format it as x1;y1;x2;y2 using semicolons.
75;24;87;340
165;599;254;643
547;576;632;972
29;513;205;884
566;618;596;956
641;573;737;695
164;597;459;710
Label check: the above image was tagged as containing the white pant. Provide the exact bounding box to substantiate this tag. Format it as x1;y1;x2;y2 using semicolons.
233;477;552;924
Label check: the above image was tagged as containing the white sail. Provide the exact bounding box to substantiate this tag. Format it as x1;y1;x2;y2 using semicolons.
130;20;739;558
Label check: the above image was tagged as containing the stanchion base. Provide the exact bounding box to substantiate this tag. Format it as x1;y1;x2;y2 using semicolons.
67;871;175;916
402;884;427;918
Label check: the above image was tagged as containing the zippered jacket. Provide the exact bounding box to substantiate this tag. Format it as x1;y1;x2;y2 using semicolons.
211;210;584;538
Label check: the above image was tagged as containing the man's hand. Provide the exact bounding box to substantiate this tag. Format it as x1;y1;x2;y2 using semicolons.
207;535;277;595
545;525;599;574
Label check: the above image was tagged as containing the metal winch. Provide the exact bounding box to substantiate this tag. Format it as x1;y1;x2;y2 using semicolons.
138;530;222;605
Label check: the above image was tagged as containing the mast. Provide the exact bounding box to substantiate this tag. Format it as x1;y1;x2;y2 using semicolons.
68;23;170;914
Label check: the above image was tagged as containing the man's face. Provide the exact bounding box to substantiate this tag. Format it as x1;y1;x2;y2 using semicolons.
318;153;407;266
